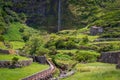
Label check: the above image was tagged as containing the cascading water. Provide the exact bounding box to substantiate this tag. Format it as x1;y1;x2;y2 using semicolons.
58;0;61;32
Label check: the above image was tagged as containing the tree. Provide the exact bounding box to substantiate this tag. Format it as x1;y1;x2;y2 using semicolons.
24;34;49;56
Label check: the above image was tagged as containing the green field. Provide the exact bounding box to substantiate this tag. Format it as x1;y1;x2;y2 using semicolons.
0;63;49;80
62;62;120;80
10;41;25;49
0;54;30;61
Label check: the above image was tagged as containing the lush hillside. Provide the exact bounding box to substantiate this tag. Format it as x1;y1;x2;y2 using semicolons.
0;0;120;80
68;0;120;27
0;0;120;32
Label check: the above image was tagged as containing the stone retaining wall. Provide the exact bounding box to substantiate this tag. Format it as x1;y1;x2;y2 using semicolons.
0;49;16;54
0;59;33;68
116;54;120;69
99;51;120;64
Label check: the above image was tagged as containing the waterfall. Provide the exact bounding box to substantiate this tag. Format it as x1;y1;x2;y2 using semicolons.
58;0;61;32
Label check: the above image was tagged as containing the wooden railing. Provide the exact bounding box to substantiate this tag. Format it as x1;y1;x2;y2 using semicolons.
22;60;56;80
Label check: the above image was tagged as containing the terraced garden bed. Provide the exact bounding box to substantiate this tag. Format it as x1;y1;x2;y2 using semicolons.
0;63;49;80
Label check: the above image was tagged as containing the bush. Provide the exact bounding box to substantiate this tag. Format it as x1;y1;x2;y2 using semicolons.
0;35;4;41
53;54;72;61
12;57;19;61
12;57;19;64
24;35;48;56
81;36;89;44
56;39;67;49
49;46;57;55
36;47;49;56
97;43;120;52
53;54;76;70
74;50;100;63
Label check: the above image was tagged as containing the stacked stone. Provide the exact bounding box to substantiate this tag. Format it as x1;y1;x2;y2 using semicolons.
100;52;120;64
116;54;120;69
0;59;33;68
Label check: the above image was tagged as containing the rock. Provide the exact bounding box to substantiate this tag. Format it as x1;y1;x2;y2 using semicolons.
9;63;22;69
0;60;33;68
116;54;120;69
35;56;47;64
99;51;120;64
90;26;103;35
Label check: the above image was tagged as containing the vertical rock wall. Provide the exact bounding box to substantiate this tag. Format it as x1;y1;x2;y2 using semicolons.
6;0;69;32
99;51;120;64
3;0;75;31
116;54;120;69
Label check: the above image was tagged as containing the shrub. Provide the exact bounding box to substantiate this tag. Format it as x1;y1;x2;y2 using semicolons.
0;35;4;41
66;40;77;49
97;43;120;52
81;36;89;44
53;54;72;61
56;39;66;49
12;57;19;64
49;46;57;55
53;54;76;70
36;47;49;56
24;35;48;56
74;50;100;63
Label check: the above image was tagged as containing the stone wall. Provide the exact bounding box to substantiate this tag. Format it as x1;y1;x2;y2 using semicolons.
0;49;16;54
116;54;120;69
99;51;120;64
35;56;47;64
0;59;33;68
90;26;103;35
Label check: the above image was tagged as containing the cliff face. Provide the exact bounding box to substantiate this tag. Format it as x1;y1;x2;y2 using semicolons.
5;0;119;32
9;0;71;32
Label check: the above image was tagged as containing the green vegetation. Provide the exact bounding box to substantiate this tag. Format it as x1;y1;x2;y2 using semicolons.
0;54;30;61
0;41;25;49
0;42;6;49
3;23;24;41
74;50;100;62
0;0;120;80
69;0;120;28
10;41;25;49
91;41;120;52
57;50;99;63
62;62;120;80
53;53;77;71
0;63;49;80
23;34;49;56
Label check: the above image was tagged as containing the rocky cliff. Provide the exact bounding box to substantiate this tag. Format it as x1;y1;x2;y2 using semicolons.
3;0;120;32
7;0;71;32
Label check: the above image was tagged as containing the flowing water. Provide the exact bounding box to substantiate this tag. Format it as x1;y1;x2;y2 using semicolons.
58;0;61;31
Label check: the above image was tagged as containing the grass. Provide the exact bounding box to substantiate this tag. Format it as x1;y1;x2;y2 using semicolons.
0;42;6;49
75;33;99;41
10;41;25;49
0;62;49;80
3;23;24;41
0;54;30;61
57;49;78;53
57;29;99;42
0;41;25;49
62;62;120;80
91;41;120;44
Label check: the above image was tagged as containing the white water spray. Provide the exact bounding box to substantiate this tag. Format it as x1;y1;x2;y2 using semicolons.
58;0;61;32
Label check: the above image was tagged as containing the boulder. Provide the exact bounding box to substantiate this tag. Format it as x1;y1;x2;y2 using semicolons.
35;56;47;64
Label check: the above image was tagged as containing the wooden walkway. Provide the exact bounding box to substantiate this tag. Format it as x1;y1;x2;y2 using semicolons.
22;60;56;80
